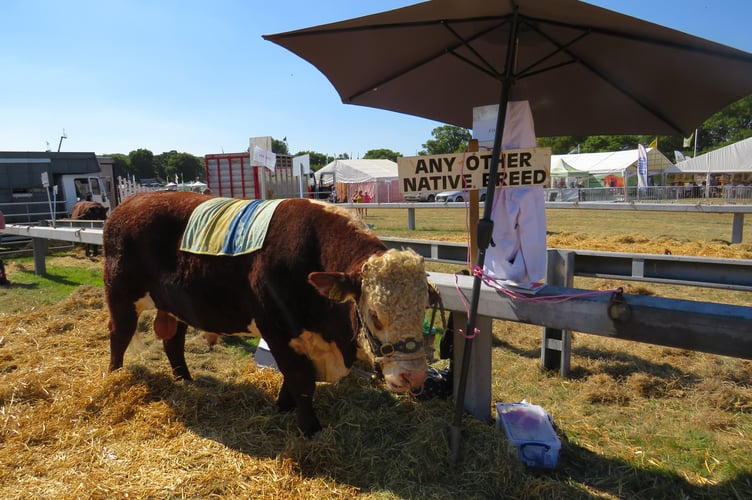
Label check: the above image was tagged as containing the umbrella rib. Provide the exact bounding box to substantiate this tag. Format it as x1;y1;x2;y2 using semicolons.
442;20;508;79
347;20;508;102
521;18;685;134
514;22;589;78
526;14;752;64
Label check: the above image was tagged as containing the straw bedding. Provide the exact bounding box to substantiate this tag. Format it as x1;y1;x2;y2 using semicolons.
1;238;751;498
0;286;534;499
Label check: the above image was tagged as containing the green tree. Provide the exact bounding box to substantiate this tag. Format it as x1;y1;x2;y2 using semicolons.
153;150;176;181
698;95;752;152
536;136;586;155
419;125;471;155
106;153;132;182
363;148;402;162
296;151;329;171
165;152;204;182
272;138;289;155
535;95;752;160
129;149;154;181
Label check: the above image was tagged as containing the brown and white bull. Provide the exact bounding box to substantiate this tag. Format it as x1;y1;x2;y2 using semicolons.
103;191;430;436
71;201;109;256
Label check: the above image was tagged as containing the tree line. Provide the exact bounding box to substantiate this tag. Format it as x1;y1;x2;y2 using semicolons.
110;96;751;184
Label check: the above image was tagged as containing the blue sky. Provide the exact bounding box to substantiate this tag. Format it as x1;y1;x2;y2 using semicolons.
1;1;750;159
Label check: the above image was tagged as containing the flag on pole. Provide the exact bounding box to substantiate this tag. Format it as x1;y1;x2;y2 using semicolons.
683;132;694;148
674;150;687;163
637;144;648;188
648;138;658;149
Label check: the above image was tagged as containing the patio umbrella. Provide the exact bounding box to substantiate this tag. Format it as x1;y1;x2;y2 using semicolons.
264;0;752;137
264;0;752;461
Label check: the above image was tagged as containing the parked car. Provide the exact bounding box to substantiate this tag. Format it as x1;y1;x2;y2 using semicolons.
435;188;487;203
404;191;438;202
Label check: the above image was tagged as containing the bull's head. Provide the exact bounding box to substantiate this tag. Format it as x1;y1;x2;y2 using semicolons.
308;248;429;394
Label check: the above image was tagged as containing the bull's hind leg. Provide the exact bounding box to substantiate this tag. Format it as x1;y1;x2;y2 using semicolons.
163;321;191;380
108;302;138;372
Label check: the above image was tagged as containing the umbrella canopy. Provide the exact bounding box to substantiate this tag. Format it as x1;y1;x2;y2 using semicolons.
264;0;752;137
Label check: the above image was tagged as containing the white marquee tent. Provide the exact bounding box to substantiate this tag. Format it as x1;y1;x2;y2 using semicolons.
674;137;752;174
551;148;676;187
314;159;402;203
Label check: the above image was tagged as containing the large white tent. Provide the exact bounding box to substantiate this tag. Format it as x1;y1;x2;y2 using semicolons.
551;148;676;187
674;137;752;174
314;159;402;202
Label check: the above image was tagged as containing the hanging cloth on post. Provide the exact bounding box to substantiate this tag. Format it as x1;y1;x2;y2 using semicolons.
478;101;547;284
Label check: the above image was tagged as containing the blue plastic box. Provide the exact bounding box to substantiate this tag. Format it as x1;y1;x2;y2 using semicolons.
495;402;561;469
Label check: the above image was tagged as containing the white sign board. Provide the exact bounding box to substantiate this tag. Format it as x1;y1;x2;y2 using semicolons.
252;145;277;171
293;154;310;175
249;136;276;171
397;148;551;194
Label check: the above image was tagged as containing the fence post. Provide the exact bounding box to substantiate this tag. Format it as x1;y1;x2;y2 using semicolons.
407;207;416;230
732;213;744;244
541;249;574;376
452;313;493;422
32;237;48;276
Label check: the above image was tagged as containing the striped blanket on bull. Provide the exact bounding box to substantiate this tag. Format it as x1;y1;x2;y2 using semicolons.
180;197;283;256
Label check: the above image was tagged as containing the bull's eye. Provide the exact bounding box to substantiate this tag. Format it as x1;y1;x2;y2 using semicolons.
369;311;384;330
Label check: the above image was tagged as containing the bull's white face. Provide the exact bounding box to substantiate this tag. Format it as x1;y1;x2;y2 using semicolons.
359;249;428;393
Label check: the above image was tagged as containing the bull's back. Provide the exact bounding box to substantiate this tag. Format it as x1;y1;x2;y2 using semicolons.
104;192;202;252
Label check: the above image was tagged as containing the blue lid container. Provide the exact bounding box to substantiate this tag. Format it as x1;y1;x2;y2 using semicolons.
495;402;561;469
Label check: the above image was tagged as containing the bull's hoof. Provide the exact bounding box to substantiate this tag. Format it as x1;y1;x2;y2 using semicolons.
172;367;192;381
299;419;322;438
276;398;296;413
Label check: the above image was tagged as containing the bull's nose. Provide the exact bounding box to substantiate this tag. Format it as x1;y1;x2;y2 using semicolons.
402;370;426;392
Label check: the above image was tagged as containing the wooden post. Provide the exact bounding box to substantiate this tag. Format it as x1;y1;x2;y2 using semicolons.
452;313;493;422
541;249;574;376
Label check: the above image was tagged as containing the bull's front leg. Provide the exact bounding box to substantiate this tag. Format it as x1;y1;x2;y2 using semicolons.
277;376;321;437
266;342;321;437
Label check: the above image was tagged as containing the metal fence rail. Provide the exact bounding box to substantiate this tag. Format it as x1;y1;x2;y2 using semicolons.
380;237;752;292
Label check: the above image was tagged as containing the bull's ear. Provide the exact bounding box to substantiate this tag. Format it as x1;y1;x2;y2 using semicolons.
427;280;441;307
308;272;359;303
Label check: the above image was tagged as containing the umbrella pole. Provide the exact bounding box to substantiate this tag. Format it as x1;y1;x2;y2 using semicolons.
450;6;520;464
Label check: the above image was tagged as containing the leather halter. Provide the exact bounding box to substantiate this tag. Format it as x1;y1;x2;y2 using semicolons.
356;308;423;360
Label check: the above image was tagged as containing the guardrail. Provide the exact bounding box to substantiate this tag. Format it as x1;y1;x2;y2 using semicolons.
341;199;752;243
381;237;752;291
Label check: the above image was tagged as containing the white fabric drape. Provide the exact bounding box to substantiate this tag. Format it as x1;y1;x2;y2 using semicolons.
481;101;547;284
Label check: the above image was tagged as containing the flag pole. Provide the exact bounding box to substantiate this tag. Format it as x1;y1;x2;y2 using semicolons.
693;128;699;158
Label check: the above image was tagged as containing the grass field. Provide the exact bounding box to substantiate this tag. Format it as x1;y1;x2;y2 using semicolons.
0;207;750;499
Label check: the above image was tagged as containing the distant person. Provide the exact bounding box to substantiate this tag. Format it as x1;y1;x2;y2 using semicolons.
0;208;7;284
363;191;371;216
352;190;364;216
0;259;8;286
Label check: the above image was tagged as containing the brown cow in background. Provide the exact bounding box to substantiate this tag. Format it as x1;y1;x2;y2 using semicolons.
103;191;430;436
70;201;108;257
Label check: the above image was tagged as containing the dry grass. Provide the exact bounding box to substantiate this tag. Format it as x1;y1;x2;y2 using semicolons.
0;286;527;499
1;207;751;498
